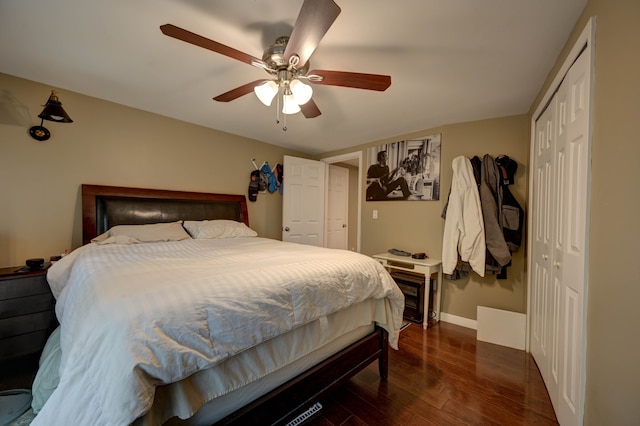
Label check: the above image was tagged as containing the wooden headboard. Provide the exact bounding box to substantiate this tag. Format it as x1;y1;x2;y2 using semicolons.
81;184;249;245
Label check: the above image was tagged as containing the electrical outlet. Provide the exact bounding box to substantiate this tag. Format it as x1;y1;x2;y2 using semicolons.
373;210;378;219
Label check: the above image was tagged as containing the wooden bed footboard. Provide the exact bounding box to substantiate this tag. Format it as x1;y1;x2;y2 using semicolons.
217;326;389;426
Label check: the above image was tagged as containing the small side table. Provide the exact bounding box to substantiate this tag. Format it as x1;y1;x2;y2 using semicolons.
0;264;57;361
373;253;442;329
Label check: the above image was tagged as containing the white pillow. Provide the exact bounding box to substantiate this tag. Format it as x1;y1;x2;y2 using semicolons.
91;221;191;244
183;220;257;239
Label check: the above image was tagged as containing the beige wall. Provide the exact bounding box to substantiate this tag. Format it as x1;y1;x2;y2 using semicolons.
0;73;306;268
321;115;530;320
530;1;640;424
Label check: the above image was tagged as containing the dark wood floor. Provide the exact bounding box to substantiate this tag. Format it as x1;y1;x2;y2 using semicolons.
0;322;558;425
306;321;558;426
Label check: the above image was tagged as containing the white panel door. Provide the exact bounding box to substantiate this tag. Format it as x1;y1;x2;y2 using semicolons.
326;165;349;250
282;155;326;247
530;96;557;405
530;40;591;426
555;48;590;426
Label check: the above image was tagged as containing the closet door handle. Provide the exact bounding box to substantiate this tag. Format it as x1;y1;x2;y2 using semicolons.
542;254;548;260
554;261;561;269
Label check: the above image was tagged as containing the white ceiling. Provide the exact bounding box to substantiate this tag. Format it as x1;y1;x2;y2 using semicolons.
0;0;586;155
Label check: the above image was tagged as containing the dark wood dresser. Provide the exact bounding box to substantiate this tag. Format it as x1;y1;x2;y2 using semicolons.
0;264;57;362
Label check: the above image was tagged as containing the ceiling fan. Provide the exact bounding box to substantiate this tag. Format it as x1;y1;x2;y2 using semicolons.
160;0;391;129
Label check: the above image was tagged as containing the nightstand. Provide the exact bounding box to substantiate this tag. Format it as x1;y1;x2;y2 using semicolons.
0;264;57;362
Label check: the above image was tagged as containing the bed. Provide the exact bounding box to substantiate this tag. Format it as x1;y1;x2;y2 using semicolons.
31;184;404;425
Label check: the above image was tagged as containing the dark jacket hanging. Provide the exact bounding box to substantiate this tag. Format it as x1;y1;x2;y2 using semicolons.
496;155;524;252
479;155;511;272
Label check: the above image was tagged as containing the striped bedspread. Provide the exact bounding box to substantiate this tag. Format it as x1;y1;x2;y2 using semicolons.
34;237;404;426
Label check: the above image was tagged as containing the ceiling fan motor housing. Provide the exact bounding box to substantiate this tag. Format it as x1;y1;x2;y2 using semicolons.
262;36;309;77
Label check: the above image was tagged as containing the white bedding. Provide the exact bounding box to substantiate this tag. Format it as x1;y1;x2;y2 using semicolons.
34;237;404;426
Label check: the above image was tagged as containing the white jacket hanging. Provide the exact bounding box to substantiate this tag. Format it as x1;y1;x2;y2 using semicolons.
442;156;485;277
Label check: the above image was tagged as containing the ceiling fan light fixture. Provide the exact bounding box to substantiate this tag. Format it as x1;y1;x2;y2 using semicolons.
282;91;301;115
289;79;313;105
254;80;279;106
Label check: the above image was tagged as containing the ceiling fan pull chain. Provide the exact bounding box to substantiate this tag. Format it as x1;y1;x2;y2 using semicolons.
276;87;281;125
282;82;288;131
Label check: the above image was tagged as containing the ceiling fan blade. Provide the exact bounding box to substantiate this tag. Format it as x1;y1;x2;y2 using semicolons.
300;99;321;118
308;70;391;91
160;24;267;69
213;80;268;102
283;0;341;67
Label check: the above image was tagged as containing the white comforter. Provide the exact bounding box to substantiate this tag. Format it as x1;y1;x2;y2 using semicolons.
34;237;404;426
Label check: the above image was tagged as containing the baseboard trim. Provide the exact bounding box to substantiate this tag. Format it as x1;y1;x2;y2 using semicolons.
440;312;477;330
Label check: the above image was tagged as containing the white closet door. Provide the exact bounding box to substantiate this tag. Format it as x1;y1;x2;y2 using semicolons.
530;96;558;405
555;48;590;426
530;39;592;426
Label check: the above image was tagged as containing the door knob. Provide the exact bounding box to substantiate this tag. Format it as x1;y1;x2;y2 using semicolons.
342;224;347;228
283;227;290;232
554;262;561;269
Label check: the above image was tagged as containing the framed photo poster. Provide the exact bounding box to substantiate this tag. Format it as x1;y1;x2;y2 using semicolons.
366;133;441;201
